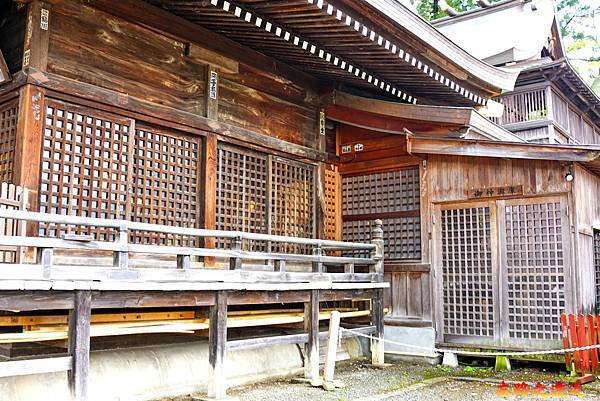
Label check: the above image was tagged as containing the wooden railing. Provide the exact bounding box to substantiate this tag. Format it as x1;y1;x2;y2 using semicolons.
0;209;384;288
490;88;548;126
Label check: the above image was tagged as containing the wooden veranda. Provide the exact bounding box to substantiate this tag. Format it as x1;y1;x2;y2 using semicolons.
0;205;387;400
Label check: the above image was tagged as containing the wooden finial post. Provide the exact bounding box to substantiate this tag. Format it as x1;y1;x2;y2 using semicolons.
370;219;384;278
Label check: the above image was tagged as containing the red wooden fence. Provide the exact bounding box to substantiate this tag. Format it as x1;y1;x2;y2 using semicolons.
561;313;600;374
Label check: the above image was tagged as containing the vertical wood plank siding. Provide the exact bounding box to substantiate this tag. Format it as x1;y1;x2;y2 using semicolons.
0;99;18;183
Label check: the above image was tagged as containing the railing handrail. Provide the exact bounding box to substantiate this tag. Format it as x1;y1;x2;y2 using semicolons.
0;209;375;251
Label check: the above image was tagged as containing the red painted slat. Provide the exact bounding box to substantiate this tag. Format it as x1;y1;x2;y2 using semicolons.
561;313;572;369
577;314;590;373
586;314;599;373
569;314;581;372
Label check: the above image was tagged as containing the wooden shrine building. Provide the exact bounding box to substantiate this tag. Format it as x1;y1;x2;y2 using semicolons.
0;0;599;399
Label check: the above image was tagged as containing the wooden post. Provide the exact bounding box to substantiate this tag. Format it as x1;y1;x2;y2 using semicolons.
68;290;91;401
370;288;385;366
208;291;228;399
323;310;341;388
304;289;321;385
37;247;52;279
205;65;219;120
23;1;51;73
370;221;385;365
14;84;45;245
202;133;217;267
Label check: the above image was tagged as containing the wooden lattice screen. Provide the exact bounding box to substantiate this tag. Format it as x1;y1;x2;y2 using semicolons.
40;100;133;240
440;206;495;338
596;230;600;312
504;200;566;340
324;167;340;241
40;99;203;244
130;125;201;246
215;144;315;252
0;99;18;183
342;167;421;259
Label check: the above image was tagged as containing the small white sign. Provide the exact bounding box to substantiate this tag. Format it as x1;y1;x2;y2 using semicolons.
209;70;218;100
40;9;49;31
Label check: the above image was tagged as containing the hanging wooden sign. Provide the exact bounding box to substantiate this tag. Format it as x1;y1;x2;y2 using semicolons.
468;185;523;199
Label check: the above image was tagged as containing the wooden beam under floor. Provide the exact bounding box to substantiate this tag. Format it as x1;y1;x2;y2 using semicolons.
68;290;91;401
207;290;228;400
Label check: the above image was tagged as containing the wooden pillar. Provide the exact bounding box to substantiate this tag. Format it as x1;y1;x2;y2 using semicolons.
202;133;217;267
68;290;92;401
208;290;228;399
304;289;321;384
370;219;385;365
370;288;385;366
23;1;51;74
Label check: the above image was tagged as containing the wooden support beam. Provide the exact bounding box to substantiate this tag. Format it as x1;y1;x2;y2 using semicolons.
370;288;385;366
323;310;341;385
304;289;321;385
23;1;51;73
202;133;218;267
208;290;228;400
68;290;91;401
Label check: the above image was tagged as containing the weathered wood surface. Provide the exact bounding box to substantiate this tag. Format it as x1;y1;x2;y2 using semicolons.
44;0;319;149
0;356;72;378
208;290;227;399
68;290;91;401
304;289;320;383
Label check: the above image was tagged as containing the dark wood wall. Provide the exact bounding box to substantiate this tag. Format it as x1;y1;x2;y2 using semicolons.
45;1;320;148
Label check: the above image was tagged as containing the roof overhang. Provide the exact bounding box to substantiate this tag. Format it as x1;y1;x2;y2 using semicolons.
136;0;518;106
406;136;600;176
326;91;524;142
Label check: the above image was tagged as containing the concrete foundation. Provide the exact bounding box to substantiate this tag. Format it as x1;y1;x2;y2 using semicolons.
384;325;441;365
0;337;364;401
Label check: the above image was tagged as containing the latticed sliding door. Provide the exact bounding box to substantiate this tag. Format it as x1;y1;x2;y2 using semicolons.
324;167;341;241
129;125;202;246
435;196;571;347
0;99;18;183
40;99;203;244
438;203;498;344
40;99;134;240
595;230;600;312
215;144;268;251
342;167;421;259
215;143;316;252
270;157;314;253
500;197;571;346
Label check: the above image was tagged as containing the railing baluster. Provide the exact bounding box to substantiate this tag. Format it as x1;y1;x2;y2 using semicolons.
274;259;286;273
113;224;128;269
177;255;190;270
229;236;242;270
37;247;53;279
312;245;323;273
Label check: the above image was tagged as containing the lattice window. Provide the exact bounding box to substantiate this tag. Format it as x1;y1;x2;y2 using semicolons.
270;157;315;254
324;167;340;241
39;100;132;240
130;126;201;246
594;230;600;311
441;206;494;337
216;144;268;250
342;167;420;260
504;201;565;340
0;99;18;183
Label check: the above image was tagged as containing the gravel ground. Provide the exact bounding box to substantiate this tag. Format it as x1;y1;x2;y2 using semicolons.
158;358;600;401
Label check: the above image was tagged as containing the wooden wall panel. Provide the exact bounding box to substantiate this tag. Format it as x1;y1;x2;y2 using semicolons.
218;73;318;148
387;270;431;322
324;166;341;241
47;2;207;114
429;155;568;203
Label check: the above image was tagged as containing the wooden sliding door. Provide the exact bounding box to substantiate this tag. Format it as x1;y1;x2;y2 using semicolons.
435;196;572;348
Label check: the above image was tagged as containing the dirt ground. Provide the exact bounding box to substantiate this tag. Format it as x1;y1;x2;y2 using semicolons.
160;358;600;401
